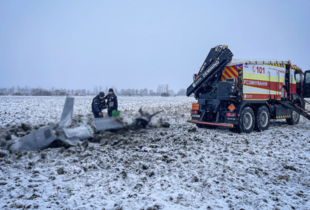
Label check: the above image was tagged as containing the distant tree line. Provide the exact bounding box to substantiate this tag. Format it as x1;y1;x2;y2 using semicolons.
0;86;90;96
0;85;186;97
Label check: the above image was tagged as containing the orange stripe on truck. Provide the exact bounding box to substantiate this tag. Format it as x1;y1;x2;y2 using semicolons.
222;72;230;80
230;66;238;77
220;65;239;88
226;68;237;78
221;66;238;81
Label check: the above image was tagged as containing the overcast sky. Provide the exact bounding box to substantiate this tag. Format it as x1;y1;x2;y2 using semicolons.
1;0;310;91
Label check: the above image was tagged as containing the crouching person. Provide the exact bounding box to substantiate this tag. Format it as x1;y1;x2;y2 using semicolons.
92;92;107;118
105;88;118;117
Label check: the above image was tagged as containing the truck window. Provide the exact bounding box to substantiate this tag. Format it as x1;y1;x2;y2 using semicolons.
295;73;301;83
306;73;310;84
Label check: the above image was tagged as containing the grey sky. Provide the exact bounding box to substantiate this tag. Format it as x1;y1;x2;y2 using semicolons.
1;0;309;91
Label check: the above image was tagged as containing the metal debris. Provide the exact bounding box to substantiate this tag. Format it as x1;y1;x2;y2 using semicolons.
58;97;74;128
94;118;124;132
1;98;169;152
9;126;57;152
62;125;93;140
130;107;163;129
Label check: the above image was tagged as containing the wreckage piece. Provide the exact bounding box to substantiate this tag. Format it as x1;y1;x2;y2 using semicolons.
94;117;124;132
0;139;15;150
48;137;80;149
0;132;15;150
131;108;164;129
58;97;74;128
0;137;6;148
156;118;171;128
138;108;163;122
62;125;93;140
9;126;57;152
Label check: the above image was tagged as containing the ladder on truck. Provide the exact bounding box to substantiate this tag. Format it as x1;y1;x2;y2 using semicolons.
186;45;233;96
278;100;310;121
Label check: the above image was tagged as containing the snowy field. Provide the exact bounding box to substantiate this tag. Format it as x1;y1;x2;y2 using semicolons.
0;96;310;210
0;96;194;129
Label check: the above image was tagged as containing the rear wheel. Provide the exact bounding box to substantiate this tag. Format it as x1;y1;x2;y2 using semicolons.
235;107;255;133
255;106;270;132
286;108;300;125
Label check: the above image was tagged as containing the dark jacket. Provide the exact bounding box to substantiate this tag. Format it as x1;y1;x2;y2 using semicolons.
92;95;106;114
104;93;118;110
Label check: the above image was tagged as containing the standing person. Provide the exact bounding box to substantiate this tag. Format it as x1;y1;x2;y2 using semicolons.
105;88;118;117
92;92;106;118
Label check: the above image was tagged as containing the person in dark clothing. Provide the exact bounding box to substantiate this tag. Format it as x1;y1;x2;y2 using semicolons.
92;92;107;118
104;88;118;117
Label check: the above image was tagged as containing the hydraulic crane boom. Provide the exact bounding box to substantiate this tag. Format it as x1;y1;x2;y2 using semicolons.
186;45;233;96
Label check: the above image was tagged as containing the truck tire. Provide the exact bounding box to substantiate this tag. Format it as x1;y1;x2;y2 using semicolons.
286;109;300;125
255;106;270;132
236;107;255;133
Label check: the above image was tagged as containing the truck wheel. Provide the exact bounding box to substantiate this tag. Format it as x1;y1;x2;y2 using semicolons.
236;107;255;133
286;109;300;125
255;106;270;132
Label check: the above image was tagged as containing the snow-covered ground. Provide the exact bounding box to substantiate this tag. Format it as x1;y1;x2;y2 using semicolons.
0;96;310;210
0;96;194;129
